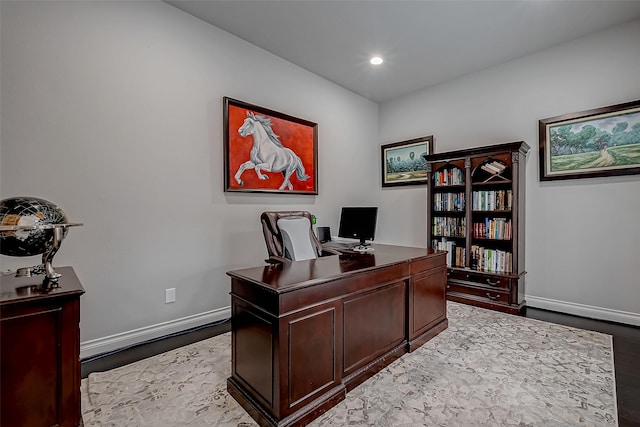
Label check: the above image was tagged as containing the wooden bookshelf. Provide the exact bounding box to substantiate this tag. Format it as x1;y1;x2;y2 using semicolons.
426;142;530;314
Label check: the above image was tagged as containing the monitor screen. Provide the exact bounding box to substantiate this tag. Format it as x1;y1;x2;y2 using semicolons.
338;207;378;246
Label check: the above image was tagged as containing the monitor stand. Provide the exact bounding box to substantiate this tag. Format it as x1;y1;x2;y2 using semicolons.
353;239;373;252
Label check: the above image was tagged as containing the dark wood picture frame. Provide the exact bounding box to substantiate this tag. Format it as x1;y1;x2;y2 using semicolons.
539;99;640;181
381;135;434;187
224;97;318;194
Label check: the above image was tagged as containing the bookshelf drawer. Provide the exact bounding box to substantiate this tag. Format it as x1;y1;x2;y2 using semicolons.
448;270;511;290
447;283;510;304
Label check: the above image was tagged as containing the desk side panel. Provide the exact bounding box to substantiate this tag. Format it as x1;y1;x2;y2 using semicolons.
232;297;276;410
408;253;448;351
410;267;447;335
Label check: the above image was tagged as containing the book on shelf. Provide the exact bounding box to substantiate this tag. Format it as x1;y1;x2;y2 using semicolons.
432;238;465;268
432;237;466;267
473;218;511;239
434;167;464;186
480;161;506;175
432;216;466;237
469;245;512;273
433;192;465;211
472;190;512;211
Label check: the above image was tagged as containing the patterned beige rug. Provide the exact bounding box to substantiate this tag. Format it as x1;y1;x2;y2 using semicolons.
81;302;617;426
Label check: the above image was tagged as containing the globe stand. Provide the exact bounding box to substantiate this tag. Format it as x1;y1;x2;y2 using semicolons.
0;223;82;289
43;226;64;283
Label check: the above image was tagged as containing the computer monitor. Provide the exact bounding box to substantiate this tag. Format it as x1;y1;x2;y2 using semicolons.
338;207;378;247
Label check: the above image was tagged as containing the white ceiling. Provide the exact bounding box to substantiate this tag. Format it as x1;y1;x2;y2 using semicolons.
166;0;640;104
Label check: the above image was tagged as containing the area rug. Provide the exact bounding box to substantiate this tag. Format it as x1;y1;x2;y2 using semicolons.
81;302;617;426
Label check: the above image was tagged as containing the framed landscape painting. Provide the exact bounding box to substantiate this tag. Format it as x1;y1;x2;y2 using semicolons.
539;99;640;181
223;97;318;194
381;135;434;187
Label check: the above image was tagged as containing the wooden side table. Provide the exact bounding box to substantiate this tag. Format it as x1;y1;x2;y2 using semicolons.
1;266;84;427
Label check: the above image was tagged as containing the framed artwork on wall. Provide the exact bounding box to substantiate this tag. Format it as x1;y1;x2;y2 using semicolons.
381;135;434;187
539;99;640;181
224;97;318;194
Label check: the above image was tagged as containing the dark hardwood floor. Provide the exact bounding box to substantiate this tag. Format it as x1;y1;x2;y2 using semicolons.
81;319;231;378
82;307;640;426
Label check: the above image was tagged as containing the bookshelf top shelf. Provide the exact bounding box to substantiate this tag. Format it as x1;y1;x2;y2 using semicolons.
472;180;513;187
433;184;466;190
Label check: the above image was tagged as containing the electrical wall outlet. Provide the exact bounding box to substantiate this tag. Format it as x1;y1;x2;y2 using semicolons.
165;288;176;304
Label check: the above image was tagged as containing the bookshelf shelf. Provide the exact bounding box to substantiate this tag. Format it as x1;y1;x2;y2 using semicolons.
472;210;511;214
472;181;513;186
426;141;530;314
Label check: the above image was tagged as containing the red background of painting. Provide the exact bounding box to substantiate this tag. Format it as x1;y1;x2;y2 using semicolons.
227;104;316;192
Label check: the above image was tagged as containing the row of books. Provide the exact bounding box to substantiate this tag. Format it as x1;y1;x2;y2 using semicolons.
472;190;512;211
433;167;464;187
470;245;512;273
432;217;466;238
433;192;465;211
432;238;466;267
472;218;512;240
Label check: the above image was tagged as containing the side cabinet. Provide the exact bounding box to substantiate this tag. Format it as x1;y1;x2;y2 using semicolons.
0;267;85;427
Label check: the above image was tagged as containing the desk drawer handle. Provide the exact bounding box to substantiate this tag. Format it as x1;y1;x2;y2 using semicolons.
486;292;498;300
486;279;499;286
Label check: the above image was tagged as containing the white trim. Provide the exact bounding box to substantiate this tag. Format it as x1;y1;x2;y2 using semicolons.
80;306;231;359
526;295;640;327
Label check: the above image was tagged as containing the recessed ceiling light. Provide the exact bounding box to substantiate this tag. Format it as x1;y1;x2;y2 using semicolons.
370;56;383;65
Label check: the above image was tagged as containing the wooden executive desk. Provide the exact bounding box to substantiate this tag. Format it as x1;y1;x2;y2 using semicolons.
226;244;447;427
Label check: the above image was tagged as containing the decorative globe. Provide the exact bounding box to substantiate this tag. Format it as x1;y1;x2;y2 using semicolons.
0;196;70;257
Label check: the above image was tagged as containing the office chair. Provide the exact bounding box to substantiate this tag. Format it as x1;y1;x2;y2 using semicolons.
260;211;339;263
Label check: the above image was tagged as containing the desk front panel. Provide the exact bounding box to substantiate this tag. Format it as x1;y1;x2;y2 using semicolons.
342;279;406;374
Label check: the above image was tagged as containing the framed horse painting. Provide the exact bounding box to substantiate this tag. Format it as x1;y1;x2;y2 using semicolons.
223;97;318;194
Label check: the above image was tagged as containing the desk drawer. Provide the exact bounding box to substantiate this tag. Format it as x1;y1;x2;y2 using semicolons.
448;270;511;290
447;282;510;304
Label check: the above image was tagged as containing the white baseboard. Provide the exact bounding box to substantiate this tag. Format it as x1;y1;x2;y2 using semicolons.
80;306;231;359
526;295;640;327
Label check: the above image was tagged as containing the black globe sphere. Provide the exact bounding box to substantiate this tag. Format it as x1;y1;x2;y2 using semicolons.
0;197;69;257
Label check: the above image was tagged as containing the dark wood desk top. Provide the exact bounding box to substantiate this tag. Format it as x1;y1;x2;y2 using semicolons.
227;244;443;294
0;266;84;305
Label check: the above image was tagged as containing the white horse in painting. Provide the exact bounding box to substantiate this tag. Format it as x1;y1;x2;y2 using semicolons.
235;112;310;191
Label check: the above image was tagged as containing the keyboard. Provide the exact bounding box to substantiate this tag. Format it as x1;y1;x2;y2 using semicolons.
322;241;353;250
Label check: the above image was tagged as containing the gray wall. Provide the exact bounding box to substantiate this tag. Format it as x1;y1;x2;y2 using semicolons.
379;19;640;324
0;1;382;357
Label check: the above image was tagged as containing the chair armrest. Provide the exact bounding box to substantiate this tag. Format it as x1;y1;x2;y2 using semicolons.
265;256;290;265
320;248;341;257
